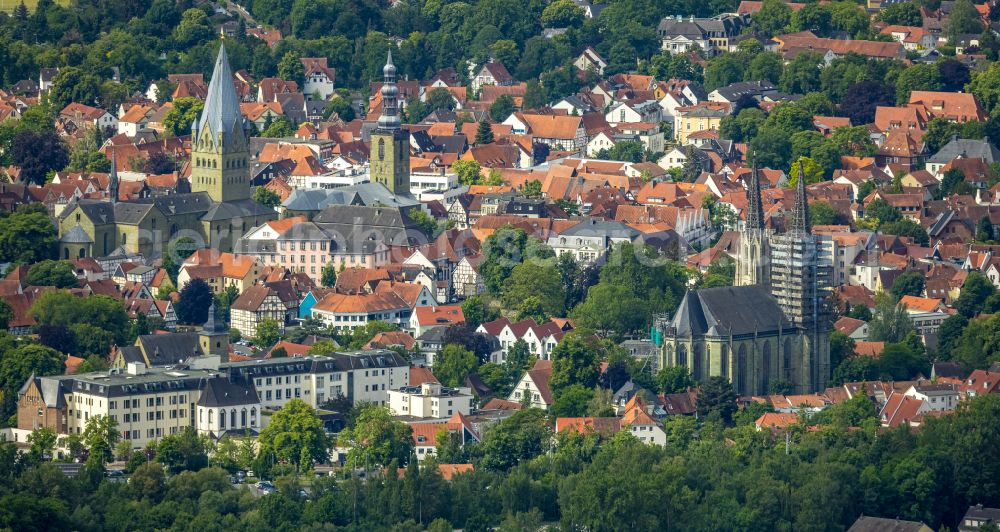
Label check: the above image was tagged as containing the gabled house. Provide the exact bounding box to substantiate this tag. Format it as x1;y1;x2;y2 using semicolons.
573;47;607;75
231;285;287;339
508;360;554;410
471;61;514;94
301;57;336;100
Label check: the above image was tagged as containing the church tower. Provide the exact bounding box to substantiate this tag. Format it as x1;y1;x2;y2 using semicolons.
198;302;230;361
369;51;411;196
735;159;771;288
769;161;833;392
190;44;251;202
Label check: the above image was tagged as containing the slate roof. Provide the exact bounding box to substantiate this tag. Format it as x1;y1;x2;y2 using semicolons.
196;376;258;407
558;218;640;239
137;332;202;365
847;516;930;532
61;224;94;243
197;44;244;147
927;137;1000;164
282;182;420;212
669;285;792;337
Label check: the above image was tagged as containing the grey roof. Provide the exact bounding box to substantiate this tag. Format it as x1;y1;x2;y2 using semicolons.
312;204;413;227
712;80;776;102
847;516;930;532
61;224;94;243
277;221;331;241
137;332;203;365
18;374;67;408
201;198;275;221
418;326;448;344
197;44;243;149
927;137;1000;164
196;376;258;407
559;218;641;239
431;135;468;154
669;285;792;337
222;351;408;378
282;182;420;212
117;346;144;365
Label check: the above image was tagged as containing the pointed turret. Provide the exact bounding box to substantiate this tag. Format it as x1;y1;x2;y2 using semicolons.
189;43;252;203
745;156;765;232
197;44;243;148
202;302;224;333
108;150;119;204
790;158;810;235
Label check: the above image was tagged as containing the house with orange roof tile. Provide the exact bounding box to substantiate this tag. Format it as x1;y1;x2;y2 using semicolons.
501;112;585;153
247;27;282;47
755;412;799;432
310;291;413;331
437;463;475;480
773;31;905;62
907;91;988;124
117;104;157;137
408;365;438;386
177;249;262;294
834;316;869;340
879;25;936;50
620;400;666;445
855;341;886;358
59;102;117;132
898;295;949;343
555;417;622;436
879;392;930;428
407;411;481;461
240;102;284;130
961;370;1000;399
409;305;465;336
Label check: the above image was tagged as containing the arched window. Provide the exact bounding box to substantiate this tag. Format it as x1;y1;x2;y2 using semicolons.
78;248;85;258
63;248;69;260
208;409;214;427
692;343;703;381
720;344;728;378
737;345;748;395
762;341;772;392
677;344;687;367
241;409;247;426
250;408;257;427
219;411;225;429
230;409;236;428
378;138;385;160
784;338;793;379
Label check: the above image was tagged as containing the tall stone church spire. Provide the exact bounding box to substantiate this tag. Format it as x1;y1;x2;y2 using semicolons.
189;43;251;202
769;157;832;394
109;149;119;203
735;156;771;288
790;159;810;235
370;50;410;196
745;158;765;232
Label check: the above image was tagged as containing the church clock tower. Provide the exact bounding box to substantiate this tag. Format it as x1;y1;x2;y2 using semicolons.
369;51;411;196
190;44;251;202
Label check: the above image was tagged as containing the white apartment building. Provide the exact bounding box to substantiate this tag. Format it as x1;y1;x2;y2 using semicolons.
904;383;959;413
388;382;474;419
17;351;409;451
224;351;409;408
